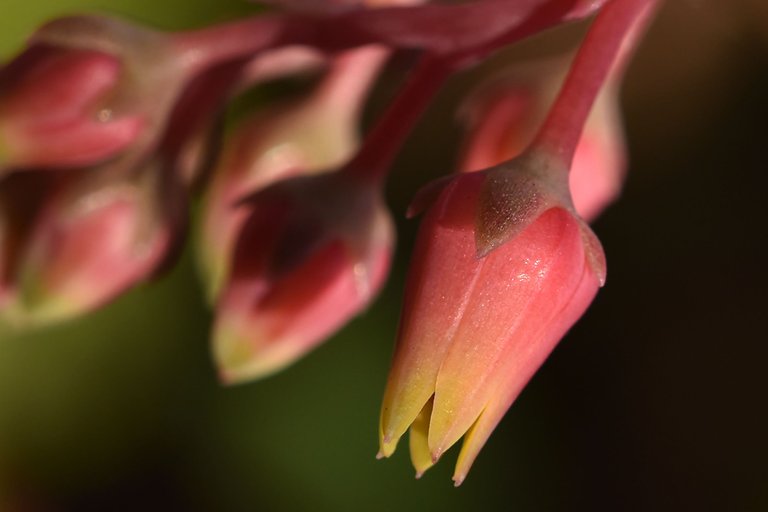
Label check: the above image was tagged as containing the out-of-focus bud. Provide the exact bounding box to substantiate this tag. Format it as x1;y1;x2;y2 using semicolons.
379;151;605;485
4;161;184;326
0;46;143;170
198;46;387;300
214;170;393;384
0;14;198;173
459;59;626;222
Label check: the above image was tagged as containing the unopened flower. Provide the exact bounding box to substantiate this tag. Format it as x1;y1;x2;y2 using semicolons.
459;60;625;221
198;46;387;300
214;170;393;383
379;151;605;484
0;46;143;170
0;14;206;174
5;162;184;325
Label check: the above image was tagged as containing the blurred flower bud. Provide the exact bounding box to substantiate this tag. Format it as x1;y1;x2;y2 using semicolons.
0;14;202;173
0;46;143;170
459;59;626;221
198;46;387;300
379;151;605;484
214;170;393;384
5;161;185;326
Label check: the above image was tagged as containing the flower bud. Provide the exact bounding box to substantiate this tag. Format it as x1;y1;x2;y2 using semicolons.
459;60;626;221
0;46;142;170
379;152;605;484
214;171;393;384
6;162;184;326
198;46;387;300
0;14;198;173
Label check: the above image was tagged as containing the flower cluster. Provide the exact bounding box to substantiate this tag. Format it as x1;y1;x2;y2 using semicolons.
0;0;658;483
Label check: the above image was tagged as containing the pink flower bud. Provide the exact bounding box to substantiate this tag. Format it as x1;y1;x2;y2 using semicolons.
0;46;143;170
213;171;393;384
6;163;184;325
0;14;207;173
198;46;387;300
198;96;357;299
379;152;605;484
459;61;626;222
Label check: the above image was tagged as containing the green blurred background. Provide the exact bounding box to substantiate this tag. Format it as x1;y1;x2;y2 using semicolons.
1;1;767;510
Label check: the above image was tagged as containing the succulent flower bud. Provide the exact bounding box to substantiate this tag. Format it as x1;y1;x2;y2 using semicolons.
379;151;605;484
5;162;184;326
214;170;394;384
198;46;387;300
0;46;143;171
0;14;205;174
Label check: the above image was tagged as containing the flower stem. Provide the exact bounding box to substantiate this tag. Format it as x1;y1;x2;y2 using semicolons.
171;15;310;75
341;55;452;186
452;0;590;67
169;0;606;77
312;45;390;125
531;0;658;168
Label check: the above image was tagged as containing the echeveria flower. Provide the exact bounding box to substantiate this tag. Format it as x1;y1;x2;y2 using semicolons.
6;162;184;325
379;152;605;484
0;46;143;171
214;170;394;383
198;46;387;300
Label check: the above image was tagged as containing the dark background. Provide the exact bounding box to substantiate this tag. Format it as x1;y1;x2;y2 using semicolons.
1;1;766;510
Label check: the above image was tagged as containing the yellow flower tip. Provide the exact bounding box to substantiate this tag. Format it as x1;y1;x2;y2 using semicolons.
9;293;78;328
377;433;398;459
414;470;425;480
452;474;466;488
213;319;304;384
430;447;444;465
408;397;436;475
410;441;434;477
216;368;247;387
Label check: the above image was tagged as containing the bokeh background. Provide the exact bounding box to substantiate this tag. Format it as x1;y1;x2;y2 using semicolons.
1;1;767;510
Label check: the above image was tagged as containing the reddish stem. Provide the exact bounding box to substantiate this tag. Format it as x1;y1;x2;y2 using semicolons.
166;0;615;188
170;0;604;76
333;0;557;55
312;45;390;124
341;55;452;186
531;0;658;168
171;15;310;75
452;0;582;66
